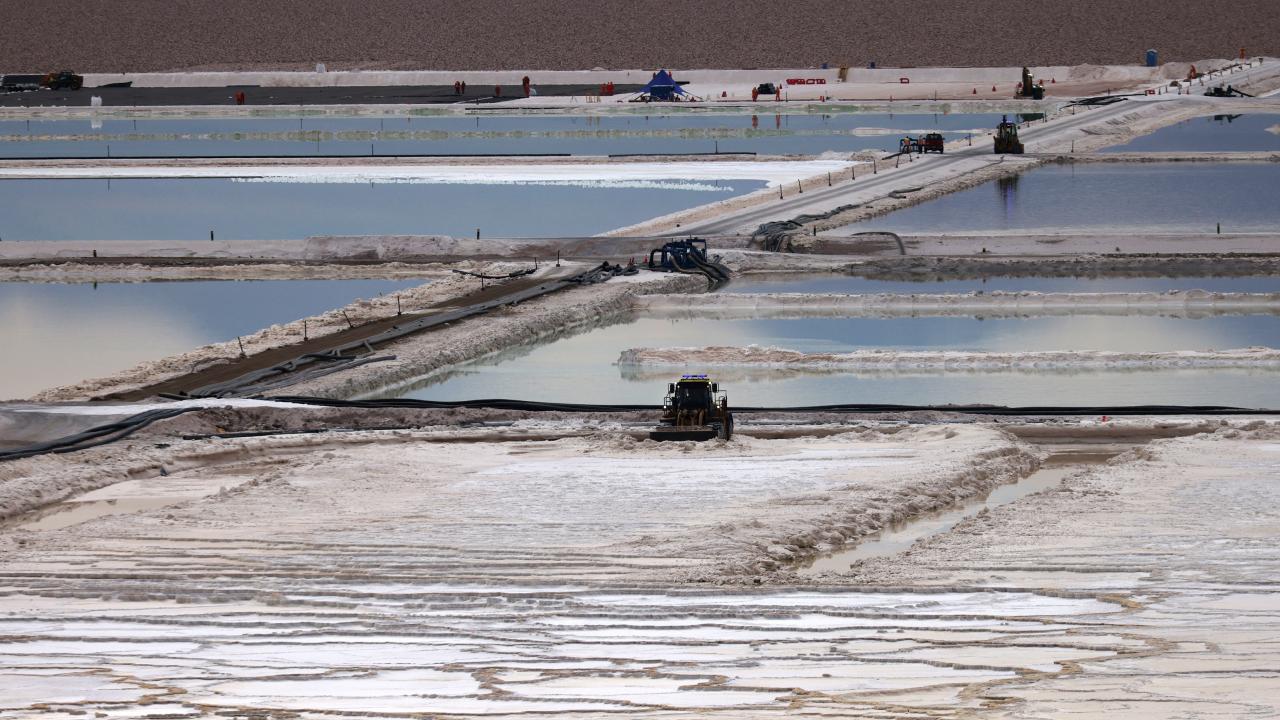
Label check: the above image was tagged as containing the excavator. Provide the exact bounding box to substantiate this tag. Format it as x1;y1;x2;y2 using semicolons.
650;375;734;441
993;115;1024;154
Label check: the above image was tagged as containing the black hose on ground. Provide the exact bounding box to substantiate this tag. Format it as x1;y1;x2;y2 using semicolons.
4;397;1277;463
266;396;1280;417
0;407;202;462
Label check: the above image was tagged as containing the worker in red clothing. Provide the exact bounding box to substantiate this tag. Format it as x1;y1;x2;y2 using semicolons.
522;75;531;97
751;87;759;102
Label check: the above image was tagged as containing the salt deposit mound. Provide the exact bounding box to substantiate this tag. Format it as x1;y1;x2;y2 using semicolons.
619;345;1280;371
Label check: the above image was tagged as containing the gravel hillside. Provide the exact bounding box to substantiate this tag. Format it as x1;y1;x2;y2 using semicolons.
3;0;1275;72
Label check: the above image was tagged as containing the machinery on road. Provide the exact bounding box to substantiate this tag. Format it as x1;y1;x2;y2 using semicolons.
993;115;1024;154
1017;66;1045;99
650;374;734;441
647;239;731;285
898;133;945;155
1;71;83;91
1205;84;1253;97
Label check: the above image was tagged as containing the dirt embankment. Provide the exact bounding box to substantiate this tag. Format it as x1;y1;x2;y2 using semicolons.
286;272;706;399
27;263;522;402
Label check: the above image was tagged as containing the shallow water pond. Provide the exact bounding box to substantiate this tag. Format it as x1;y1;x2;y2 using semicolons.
383;314;1280;407
1101;113;1280;152
0;278;426;399
838;163;1280;235
0;177;763;240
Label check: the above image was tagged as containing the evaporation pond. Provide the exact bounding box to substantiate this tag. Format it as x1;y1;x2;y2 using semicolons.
0;278;425;399
384;314;1280;407
728;274;1280;294
0;112;1008;158
0;177;763;240
1102;113;1280;152
837;163;1280;235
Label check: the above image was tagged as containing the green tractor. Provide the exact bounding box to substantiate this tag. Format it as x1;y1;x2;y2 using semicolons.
650;375;734;441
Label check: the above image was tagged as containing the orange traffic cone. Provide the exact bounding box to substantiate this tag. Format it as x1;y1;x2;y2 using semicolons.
1051;77;1056;83
972;87;977;94
991;85;997;92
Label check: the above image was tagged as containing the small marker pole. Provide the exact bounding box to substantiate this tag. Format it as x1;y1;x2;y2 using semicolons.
303;319;308;340
342;310;354;329
236;336;246;358
797;180;802;194
396;295;402;315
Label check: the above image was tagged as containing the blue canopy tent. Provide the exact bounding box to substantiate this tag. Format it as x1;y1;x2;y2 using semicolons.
633;69;694;102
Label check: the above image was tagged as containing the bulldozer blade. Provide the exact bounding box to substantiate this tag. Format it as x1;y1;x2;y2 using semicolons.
649;426;718;442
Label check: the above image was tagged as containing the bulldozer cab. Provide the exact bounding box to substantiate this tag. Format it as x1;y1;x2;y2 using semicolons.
666;377;718;412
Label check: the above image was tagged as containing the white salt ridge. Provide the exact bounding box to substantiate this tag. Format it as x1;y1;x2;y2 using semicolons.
0;160;856;187
619;345;1280;371
634;290;1280;318
234;177;738;191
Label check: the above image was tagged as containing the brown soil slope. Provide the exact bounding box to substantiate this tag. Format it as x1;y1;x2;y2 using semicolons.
3;0;1276;73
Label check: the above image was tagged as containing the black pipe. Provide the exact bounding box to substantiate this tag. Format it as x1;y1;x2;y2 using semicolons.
4;398;1277;464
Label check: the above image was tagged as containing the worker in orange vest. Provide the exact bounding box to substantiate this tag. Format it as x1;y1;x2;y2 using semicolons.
751;87;759;101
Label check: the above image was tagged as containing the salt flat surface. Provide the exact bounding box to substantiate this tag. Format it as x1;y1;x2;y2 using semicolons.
5;426;1277;715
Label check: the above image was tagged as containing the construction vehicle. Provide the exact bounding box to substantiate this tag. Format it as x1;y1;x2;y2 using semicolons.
993;115;1024;154
43;71;83;90
650;374;734;441
647;239;731;285
2;71;84;92
1205;84;1253;98
1017;66;1045;99
899;133;945;155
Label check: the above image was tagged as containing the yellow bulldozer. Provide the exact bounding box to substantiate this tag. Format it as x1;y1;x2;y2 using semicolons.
650;375;734;441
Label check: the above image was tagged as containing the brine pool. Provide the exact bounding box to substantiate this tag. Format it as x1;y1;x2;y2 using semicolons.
0;177;766;240
0;112;1009;158
380;313;1280;407
0;278;426;399
836;163;1280;235
1101;113;1280;152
